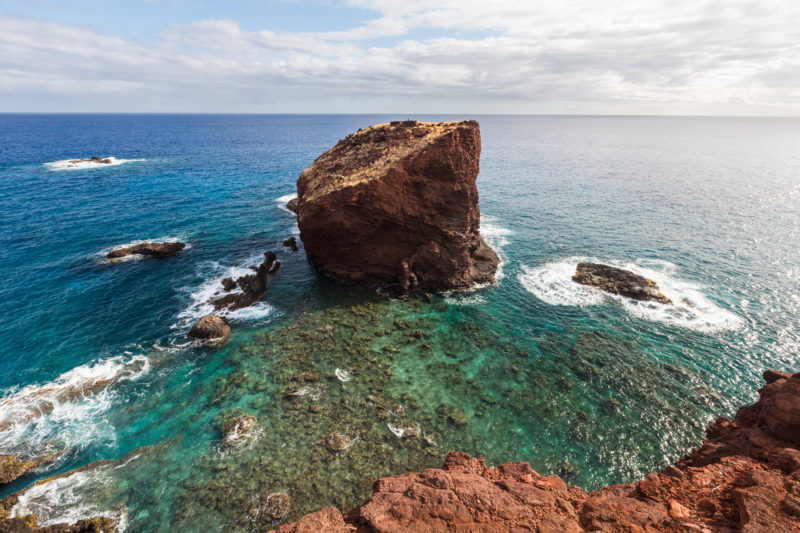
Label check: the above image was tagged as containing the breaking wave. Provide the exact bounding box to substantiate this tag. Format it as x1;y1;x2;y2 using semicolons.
45;157;144;171
518;256;743;332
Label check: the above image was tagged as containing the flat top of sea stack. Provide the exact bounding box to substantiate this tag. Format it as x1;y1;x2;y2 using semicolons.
299;120;477;204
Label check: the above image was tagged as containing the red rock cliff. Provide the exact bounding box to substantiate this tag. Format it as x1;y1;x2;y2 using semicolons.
272;370;800;532
295;120;499;291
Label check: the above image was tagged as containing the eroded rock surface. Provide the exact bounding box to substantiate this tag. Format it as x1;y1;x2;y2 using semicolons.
212;251;279;311
187;315;230;345
273;370;800;532
221;414;257;447
295;120;498;292
107;242;186;259
573;262;672;304
0;456;45;487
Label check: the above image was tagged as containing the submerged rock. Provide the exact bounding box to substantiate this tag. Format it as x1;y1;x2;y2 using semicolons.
295;120;499;292
249;491;291;523
273;370;800;533
572;262;672;304
187;315;230;345
212;252;279;311
107;242;186;259
221;414;257;447
324;433;352;452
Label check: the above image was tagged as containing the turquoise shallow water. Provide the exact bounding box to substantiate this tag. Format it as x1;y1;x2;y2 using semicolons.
1;115;799;530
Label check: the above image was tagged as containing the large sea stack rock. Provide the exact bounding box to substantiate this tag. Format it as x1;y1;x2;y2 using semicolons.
573;262;672;304
295;120;499;292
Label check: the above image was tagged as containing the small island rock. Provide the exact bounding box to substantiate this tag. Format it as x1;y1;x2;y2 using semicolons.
212;251;279;311
282;237;298;251
572;262;671;304
295;120;498;292
188;315;231;345
107;242;186;259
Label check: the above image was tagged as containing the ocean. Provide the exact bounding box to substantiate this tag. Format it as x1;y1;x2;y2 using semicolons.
0;114;798;531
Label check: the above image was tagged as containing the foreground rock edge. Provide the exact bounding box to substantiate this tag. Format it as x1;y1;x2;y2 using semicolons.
271;369;800;532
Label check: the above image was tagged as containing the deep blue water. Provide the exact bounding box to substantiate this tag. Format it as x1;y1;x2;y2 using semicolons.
1;114;799;531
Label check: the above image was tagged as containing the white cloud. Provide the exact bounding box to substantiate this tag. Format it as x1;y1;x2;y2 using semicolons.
0;0;798;113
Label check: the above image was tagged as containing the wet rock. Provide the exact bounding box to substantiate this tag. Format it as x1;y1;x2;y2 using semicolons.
325;433;352;452
221;277;236;291
71;156;113;165
107;242;186;259
212;251;279;311
187;315;230;345
572;262;672;304
286;197;298;214
0;455;45;486
250;491;291;522
282;237;298;252
295;120;499;292
221;414;257;447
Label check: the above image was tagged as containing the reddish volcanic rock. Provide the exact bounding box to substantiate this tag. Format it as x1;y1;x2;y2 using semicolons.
295;120;499;292
273;370;800;533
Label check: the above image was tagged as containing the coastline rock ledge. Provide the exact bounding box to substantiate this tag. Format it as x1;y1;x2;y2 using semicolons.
295;120;499;292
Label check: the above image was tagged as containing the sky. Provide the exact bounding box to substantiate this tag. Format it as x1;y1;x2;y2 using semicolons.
0;0;798;115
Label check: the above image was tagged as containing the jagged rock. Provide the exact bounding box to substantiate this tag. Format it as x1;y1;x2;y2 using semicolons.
221;278;236;291
286;198;298;213
273;370;800;533
0;455;45;487
221;414;257;447
212;252;279;311
282;237;298;252
187;315;230;345
572;262;672;304
107;242;185;259
295;120;499;292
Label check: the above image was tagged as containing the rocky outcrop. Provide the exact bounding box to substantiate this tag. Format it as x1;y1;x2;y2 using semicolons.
295;120;499;292
107;242;185;259
212;252;279;311
0;455;46;487
272;370;800;532
286;198;298;214
282;237;298;252
187;315;230;345
71;157;113;165
573;262;672;304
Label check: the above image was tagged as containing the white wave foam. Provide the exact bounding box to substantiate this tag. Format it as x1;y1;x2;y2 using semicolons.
0;353;150;459
444;293;487;306
11;465;128;531
45;157;144;171
174;253;275;330
518;256;743;332
480;214;513;282
335;368;352;382
276;193;298;214
97;236;189;263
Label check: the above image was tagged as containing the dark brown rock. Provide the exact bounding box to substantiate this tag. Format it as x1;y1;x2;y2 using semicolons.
221;277;236;291
107;242;185;259
69;157;113;165
572;262;672;304
295;120;498;292
282;237;298;252
187;315;230;345
212;252;279;311
286;197;298;214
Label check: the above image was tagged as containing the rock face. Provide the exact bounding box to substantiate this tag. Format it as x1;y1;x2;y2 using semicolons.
212;252;279;311
573;262;672;304
295;120;499;292
187;315;230;345
107;242;186;259
272;370;800;533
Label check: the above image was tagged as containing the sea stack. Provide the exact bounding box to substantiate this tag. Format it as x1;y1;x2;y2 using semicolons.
295;120;499;292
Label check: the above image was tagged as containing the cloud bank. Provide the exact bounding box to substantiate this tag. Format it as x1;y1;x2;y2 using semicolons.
1;0;798;114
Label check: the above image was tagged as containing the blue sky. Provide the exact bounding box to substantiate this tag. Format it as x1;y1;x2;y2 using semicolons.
1;0;798;114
